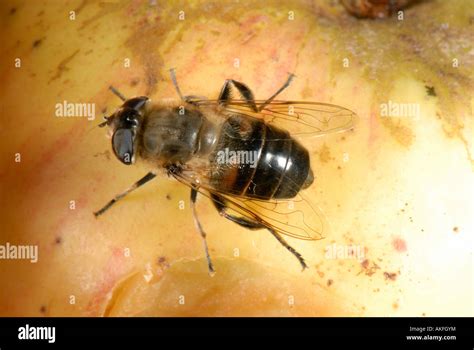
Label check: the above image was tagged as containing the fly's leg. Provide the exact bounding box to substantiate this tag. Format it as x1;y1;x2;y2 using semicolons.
109;85;127;102
211;193;262;230
258;73;295;112
218;73;295;112
169;68;207;104
190;188;215;275
97;86;127;127
210;193;308;271
169;68;186;101
266;228;307;271
94;171;157;217
218;79;258;112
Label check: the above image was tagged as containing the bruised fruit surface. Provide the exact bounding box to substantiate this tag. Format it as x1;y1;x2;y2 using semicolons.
0;0;472;316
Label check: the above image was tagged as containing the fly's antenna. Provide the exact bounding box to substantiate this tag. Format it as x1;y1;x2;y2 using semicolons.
169;68;185;101
95;85;125;130
81;114;108;137
109;85;127;102
97;106;109;128
97;115;108;128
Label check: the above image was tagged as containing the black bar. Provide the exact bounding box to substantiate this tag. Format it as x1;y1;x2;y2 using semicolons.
0;317;472;346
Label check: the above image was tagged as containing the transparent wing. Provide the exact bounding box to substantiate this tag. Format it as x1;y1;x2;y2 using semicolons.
194;99;357;138
170;164;328;241
222;192;327;241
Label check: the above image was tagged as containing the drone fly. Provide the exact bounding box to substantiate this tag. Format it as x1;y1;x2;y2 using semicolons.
94;69;357;274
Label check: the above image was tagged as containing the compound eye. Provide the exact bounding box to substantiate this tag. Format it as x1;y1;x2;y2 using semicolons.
112;128;134;165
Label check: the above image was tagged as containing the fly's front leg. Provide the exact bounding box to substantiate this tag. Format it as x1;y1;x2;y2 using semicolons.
169;68;186;101
109;85;127;102
169;68;206;105
210;193;308;271
94;171;157;217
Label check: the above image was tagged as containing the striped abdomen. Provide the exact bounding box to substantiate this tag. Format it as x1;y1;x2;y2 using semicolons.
209;115;313;200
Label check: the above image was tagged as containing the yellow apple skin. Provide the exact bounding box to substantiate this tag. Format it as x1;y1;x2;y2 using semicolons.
0;0;472;316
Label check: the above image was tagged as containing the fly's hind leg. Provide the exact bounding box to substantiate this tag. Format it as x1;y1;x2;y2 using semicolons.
217;73;295;112
211;193;262;230
190;188;215;275
210;193;308;271
218;79;258;112
258;73;295;112
265;228;308;271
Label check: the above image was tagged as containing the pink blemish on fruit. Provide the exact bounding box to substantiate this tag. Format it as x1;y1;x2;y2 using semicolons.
48;193;90;239
392;237;407;253
269;47;279;62
85;247;128;316
352;85;360;96
240;14;268;28
37;124;82;166
368;110;379;147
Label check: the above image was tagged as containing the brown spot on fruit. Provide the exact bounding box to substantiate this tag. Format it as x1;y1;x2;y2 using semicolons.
384;271;398;281
453;226;459;233
425;85;437;97
360;259;380;276
93;150;111;160
361;259;369;269
49;49;80;83
32;39;42;48
318;143;332;163
327;279;333;287
381;118;414;148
